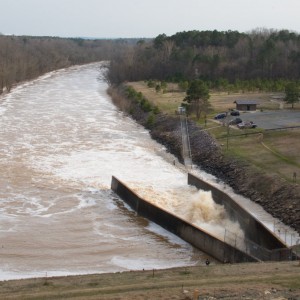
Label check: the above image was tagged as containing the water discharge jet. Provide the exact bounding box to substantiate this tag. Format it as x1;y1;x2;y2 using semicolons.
112;174;294;263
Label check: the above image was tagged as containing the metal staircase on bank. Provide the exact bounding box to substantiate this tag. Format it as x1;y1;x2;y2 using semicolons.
179;107;192;169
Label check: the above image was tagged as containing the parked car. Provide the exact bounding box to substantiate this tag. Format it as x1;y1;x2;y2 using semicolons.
237;121;257;129
214;113;227;120
230;110;240;116
229;117;242;125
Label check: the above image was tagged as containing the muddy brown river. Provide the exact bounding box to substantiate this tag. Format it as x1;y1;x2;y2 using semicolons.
0;63;298;280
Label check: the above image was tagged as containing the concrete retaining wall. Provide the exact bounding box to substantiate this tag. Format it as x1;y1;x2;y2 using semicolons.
188;173;286;250
111;176;258;263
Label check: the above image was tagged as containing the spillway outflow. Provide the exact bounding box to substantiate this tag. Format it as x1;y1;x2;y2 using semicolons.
131;184;245;245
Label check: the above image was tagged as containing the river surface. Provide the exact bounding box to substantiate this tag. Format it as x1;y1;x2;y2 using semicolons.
0;63;211;280
0;63;298;280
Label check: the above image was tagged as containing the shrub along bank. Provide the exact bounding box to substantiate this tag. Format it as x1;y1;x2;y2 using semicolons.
107;85;300;235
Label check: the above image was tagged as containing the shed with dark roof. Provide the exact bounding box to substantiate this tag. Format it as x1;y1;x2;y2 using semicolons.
234;100;258;111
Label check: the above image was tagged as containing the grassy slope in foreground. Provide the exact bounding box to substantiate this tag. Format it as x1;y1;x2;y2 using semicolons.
0;262;299;299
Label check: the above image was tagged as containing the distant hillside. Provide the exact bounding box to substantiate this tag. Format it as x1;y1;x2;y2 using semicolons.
0;35;133;93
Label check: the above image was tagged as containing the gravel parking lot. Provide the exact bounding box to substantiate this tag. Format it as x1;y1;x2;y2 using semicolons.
232;110;300;129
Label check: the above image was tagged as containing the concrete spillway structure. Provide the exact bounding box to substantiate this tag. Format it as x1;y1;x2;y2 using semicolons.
187;173;286;250
111;175;292;263
187;173;294;261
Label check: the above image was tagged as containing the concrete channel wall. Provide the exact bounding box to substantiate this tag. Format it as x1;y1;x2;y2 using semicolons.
111;176;258;263
188;173;286;250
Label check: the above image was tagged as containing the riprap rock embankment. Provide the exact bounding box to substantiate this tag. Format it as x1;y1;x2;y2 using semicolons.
108;85;300;235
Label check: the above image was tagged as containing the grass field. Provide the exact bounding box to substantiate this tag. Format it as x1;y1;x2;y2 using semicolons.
128;81;300;184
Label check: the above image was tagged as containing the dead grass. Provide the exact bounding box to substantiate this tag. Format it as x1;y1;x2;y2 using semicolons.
209;92;280;112
225;129;300;181
129;82;185;114
1;262;299;299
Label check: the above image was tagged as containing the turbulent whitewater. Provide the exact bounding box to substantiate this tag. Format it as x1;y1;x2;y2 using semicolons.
0;63;214;279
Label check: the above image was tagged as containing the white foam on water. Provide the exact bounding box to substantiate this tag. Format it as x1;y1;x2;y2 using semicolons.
131;184;244;243
146;222;194;247
77;196;97;209
0;107;7;116
0;269;95;281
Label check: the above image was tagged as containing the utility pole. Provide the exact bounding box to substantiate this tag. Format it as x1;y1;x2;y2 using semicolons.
227;122;230;150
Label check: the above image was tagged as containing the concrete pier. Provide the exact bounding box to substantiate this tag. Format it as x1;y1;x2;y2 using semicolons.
187;172;286;250
111;176;258;263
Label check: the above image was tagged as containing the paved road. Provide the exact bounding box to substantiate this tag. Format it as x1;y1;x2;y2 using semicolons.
232;110;300;130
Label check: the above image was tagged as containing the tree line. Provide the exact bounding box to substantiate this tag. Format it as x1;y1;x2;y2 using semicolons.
0;35;134;94
1;30;299;98
105;28;300;92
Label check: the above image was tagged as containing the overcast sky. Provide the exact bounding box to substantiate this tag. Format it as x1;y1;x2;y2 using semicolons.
1;0;300;38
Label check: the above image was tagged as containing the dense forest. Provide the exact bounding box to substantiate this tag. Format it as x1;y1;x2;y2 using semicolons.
1;29;300;94
0;35;133;93
106;28;300;91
